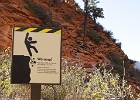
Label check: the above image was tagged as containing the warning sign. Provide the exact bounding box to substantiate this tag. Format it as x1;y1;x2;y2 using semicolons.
11;27;62;84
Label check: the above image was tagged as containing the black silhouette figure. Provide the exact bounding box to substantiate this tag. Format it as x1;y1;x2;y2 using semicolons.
25;32;38;56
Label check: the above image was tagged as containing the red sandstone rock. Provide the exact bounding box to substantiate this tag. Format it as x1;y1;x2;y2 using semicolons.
0;0;126;65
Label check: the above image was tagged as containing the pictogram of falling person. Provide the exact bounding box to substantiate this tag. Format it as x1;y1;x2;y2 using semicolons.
24;32;38;56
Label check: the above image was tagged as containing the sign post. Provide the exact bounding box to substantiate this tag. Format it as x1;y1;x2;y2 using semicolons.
31;84;41;100
11;27;62;99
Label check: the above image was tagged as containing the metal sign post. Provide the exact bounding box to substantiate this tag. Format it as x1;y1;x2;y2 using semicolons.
31;84;41;100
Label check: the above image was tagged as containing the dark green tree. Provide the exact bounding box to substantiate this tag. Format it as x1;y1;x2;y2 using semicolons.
90;6;104;24
82;0;103;44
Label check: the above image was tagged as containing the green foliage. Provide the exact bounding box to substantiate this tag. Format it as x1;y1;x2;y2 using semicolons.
103;29;123;48
103;30;114;37
0;47;11;98
107;52;132;77
123;55;132;69
116;42;122;48
107;52;123;74
76;8;85;15
103;30;122;48
53;0;64;4
94;22;104;32
83;0;104;24
107;52;120;66
51;21;60;27
87;29;105;45
64;14;73;20
90;6;104;23
126;68;140;84
76;29;83;37
42;65;136;100
83;0;100;12
106;42;112;47
0;48;30;99
24;0;47;24
24;0;60;27
112;38;117;43
129;59;136;64
0;45;6;51
24;0;30;4
112;64;124;78
93;23;103;32
82;0;104;44
103;30;123;48
74;2;79;7
0;50;140;99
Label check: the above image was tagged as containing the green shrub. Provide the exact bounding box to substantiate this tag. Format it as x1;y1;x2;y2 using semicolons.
126;68;140;84
24;0;60;26
76;8;85;15
74;3;79;7
106;52;132;77
112;38;117;43
129;59;136;64
42;65;136;100
24;0;47;23
106;52;122;74
24;0;30;4
103;30;113;37
65;14;73;20
116;42;122;48
94;22;104;32
76;29;83;37
106;42;112;47
0;47;11;98
53;0;64;4
87;29;105;45
0;49;139;99
51;21;60;27
123;55;131;69
0;48;30;99
0;45;5;51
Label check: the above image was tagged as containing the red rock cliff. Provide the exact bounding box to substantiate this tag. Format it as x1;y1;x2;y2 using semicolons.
0;0;126;67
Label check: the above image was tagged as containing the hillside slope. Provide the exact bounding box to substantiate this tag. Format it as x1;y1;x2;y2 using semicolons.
0;0;127;68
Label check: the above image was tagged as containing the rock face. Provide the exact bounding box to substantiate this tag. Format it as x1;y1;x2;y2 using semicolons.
0;0;42;50
0;0;125;67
